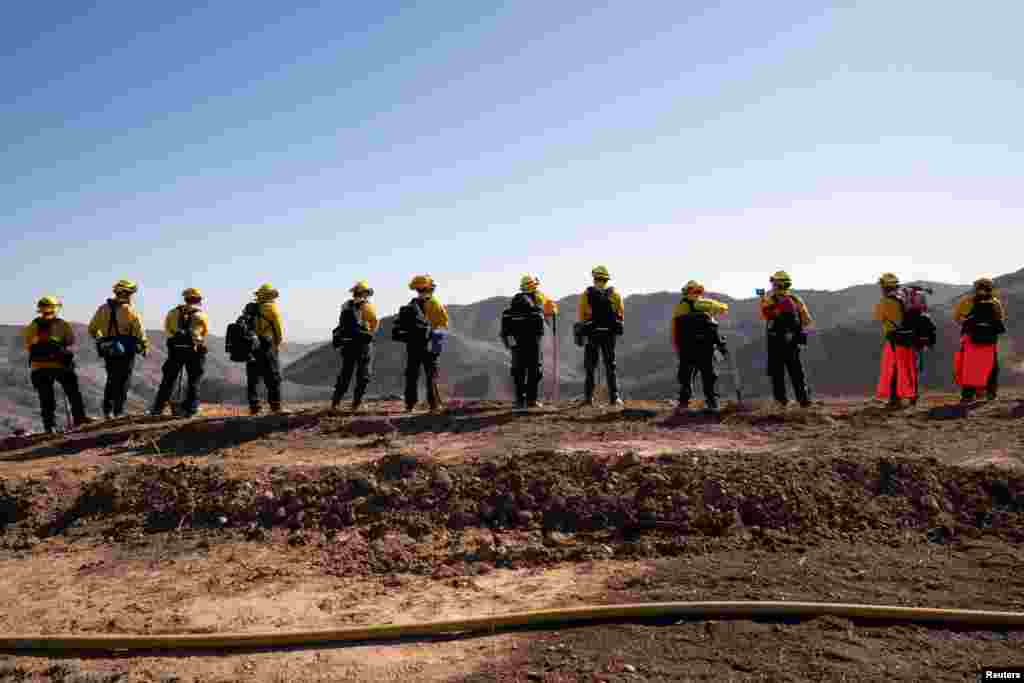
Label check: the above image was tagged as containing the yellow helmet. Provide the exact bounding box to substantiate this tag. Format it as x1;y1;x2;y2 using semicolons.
253;283;279;301
520;274;540;292
770;271;792;287
878;272;900;288
182;287;203;301
409;275;435;291
36;295;61;312
591;265;610;280
350;280;374;296
974;277;995;291
683;280;704;295
113;279;138;295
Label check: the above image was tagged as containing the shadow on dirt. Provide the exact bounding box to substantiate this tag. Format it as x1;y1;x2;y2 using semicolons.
153;414;320;456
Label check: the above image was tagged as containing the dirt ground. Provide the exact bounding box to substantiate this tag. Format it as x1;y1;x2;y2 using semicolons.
0;393;1022;681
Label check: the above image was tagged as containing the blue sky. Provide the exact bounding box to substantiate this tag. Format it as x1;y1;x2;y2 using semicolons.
2;1;1022;341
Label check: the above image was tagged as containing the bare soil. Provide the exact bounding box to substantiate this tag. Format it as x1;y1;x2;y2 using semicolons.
0;394;1022;681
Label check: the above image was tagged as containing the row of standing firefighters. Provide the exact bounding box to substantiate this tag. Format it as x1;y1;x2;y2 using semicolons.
21;269;1007;432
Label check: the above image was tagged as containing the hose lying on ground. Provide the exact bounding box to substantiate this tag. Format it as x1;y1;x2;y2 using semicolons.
2;601;1024;654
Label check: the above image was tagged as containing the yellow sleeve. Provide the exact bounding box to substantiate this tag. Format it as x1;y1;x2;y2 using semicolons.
88;306;107;339
793;295;812;326
611;290;624;318
267;304;284;346
22;322;36;352
577;292;590;322
709;299;729;317
874;298;902;336
194;311;210;342
426;298;449;329
130;309;148;351
362;303;379;333
952;296;973;322
536;292;558;318
164;309;178;337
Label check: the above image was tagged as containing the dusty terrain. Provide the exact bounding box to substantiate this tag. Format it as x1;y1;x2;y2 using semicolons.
0;394;1023;681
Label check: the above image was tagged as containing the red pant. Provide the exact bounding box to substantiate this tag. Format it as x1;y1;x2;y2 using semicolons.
877;343;918;399
954;335;996;389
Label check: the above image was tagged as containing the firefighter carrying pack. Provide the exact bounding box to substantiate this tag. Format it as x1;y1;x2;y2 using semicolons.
225;303;262;362
888;287;937;349
391;299;432;343
673;299;720;349
168;306;198;353
501;292;545;340
333;300;373;348
28;318;69;364
963;296;1006;345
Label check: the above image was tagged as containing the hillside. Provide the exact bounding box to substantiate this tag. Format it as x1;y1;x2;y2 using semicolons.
0;324;323;433
283;278;987;400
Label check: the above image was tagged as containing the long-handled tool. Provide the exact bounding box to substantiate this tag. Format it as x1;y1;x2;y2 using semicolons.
551;313;559;403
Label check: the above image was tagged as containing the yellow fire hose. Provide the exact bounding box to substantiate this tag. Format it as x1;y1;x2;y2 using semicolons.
2;601;1023;654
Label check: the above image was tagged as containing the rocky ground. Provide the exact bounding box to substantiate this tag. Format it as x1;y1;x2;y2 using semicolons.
0;394;1022;681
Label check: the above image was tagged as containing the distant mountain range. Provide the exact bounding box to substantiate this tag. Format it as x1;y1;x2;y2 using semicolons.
283;271;1023;400
4;269;1019;432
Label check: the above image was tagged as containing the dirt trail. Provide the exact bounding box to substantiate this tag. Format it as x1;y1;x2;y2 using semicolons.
0;394;1021;681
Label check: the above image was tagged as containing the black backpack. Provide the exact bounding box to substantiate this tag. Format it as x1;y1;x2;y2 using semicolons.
96;301;137;359
766;294;806;344
585;286;624;336
673;299;719;349
391;298;431;343
225;303;262;362
964;297;1006;345
888;292;937;348
168;306;197;353
501;292;545;340
332;300;372;348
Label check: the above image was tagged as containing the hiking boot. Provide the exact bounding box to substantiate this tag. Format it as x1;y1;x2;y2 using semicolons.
103;413;112;421
428;405;442;415
514;399;527;410
798;399;812;409
610;398;624;407
328;400;341;415
985;391;998;401
528;400;543;409
149;405;165;417
43;426;56;435
887;399;903;409
580;397;595;407
249;405;262;416
350;402;363;414
908;397;918;407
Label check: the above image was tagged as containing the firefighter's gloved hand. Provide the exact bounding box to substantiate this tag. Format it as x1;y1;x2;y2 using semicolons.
430;330;448;354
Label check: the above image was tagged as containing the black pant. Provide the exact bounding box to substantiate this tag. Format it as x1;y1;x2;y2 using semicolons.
767;337;809;405
405;342;440;409
103;356;136;416
32;368;87;429
153;348;206;414
246;341;282;410
333;342;374;405
584;333;619;401
677;347;718;407
511;337;544;403
962;355;1000;400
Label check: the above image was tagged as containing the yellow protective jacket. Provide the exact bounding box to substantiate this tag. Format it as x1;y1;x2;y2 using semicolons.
759;291;813;326
22;317;75;370
254;302;285;348
873;295;903;338
671;297;729;350
577;284;624;322
347;300;380;334
420;296;449;330
164;304;210;346
88;299;149;353
953;295;1006;324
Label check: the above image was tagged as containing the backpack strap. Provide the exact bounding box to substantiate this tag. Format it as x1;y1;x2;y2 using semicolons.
107;301;121;337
